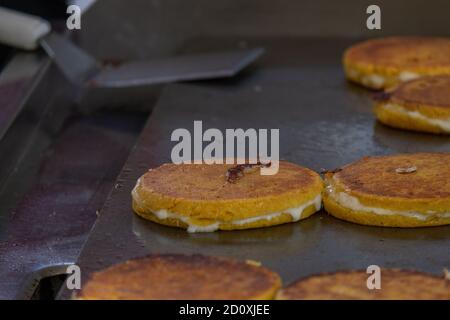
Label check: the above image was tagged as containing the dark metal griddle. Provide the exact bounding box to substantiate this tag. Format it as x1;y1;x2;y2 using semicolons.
58;37;450;299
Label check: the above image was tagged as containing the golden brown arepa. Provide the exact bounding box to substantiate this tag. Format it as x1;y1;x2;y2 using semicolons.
323;153;450;227
132;161;323;232
343;37;450;89
374;75;450;134
277;269;450;300
76;254;281;300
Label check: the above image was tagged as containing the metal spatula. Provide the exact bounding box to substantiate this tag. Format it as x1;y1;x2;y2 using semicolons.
0;7;264;88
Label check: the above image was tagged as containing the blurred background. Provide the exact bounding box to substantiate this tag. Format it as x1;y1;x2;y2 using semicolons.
0;0;449;300
0;0;449;61
0;0;92;18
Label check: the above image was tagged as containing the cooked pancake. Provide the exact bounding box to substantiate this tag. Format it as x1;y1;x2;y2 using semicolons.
132;161;323;232
76;254;281;300
277;269;450;300
322;153;450;227
374;75;450;134
343;37;450;89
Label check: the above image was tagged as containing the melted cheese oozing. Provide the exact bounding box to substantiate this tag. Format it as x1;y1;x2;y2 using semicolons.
326;184;450;221
383;103;450;132
361;74;385;88
348;67;420;88
135;187;322;233
398;71;420;82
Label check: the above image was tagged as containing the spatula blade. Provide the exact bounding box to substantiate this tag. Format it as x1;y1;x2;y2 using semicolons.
89;48;264;88
40;33;100;86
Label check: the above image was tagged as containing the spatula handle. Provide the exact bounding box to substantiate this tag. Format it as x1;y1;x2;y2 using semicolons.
0;7;51;50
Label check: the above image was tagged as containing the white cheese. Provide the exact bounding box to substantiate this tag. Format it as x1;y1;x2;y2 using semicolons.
137;192;321;233
398;71;420;82
326;184;450;221
362;74;385;88
383;103;450;132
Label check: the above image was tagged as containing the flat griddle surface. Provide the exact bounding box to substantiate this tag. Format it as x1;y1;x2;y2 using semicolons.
61;38;449;297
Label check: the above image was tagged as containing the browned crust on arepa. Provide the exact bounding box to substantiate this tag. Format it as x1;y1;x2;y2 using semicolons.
77;254;281;300
278;269;450;300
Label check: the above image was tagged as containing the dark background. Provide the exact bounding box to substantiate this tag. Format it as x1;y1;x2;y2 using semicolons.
79;0;450;60
0;0;449;300
1;0;450;62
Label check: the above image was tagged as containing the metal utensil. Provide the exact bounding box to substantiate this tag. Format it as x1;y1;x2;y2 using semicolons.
0;7;264;88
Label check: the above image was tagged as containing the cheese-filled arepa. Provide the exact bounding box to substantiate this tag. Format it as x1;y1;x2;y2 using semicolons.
76;254;281;300
343;37;450;89
374;75;450;134
323;153;450;227
277;269;450;300
132;161;323;232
